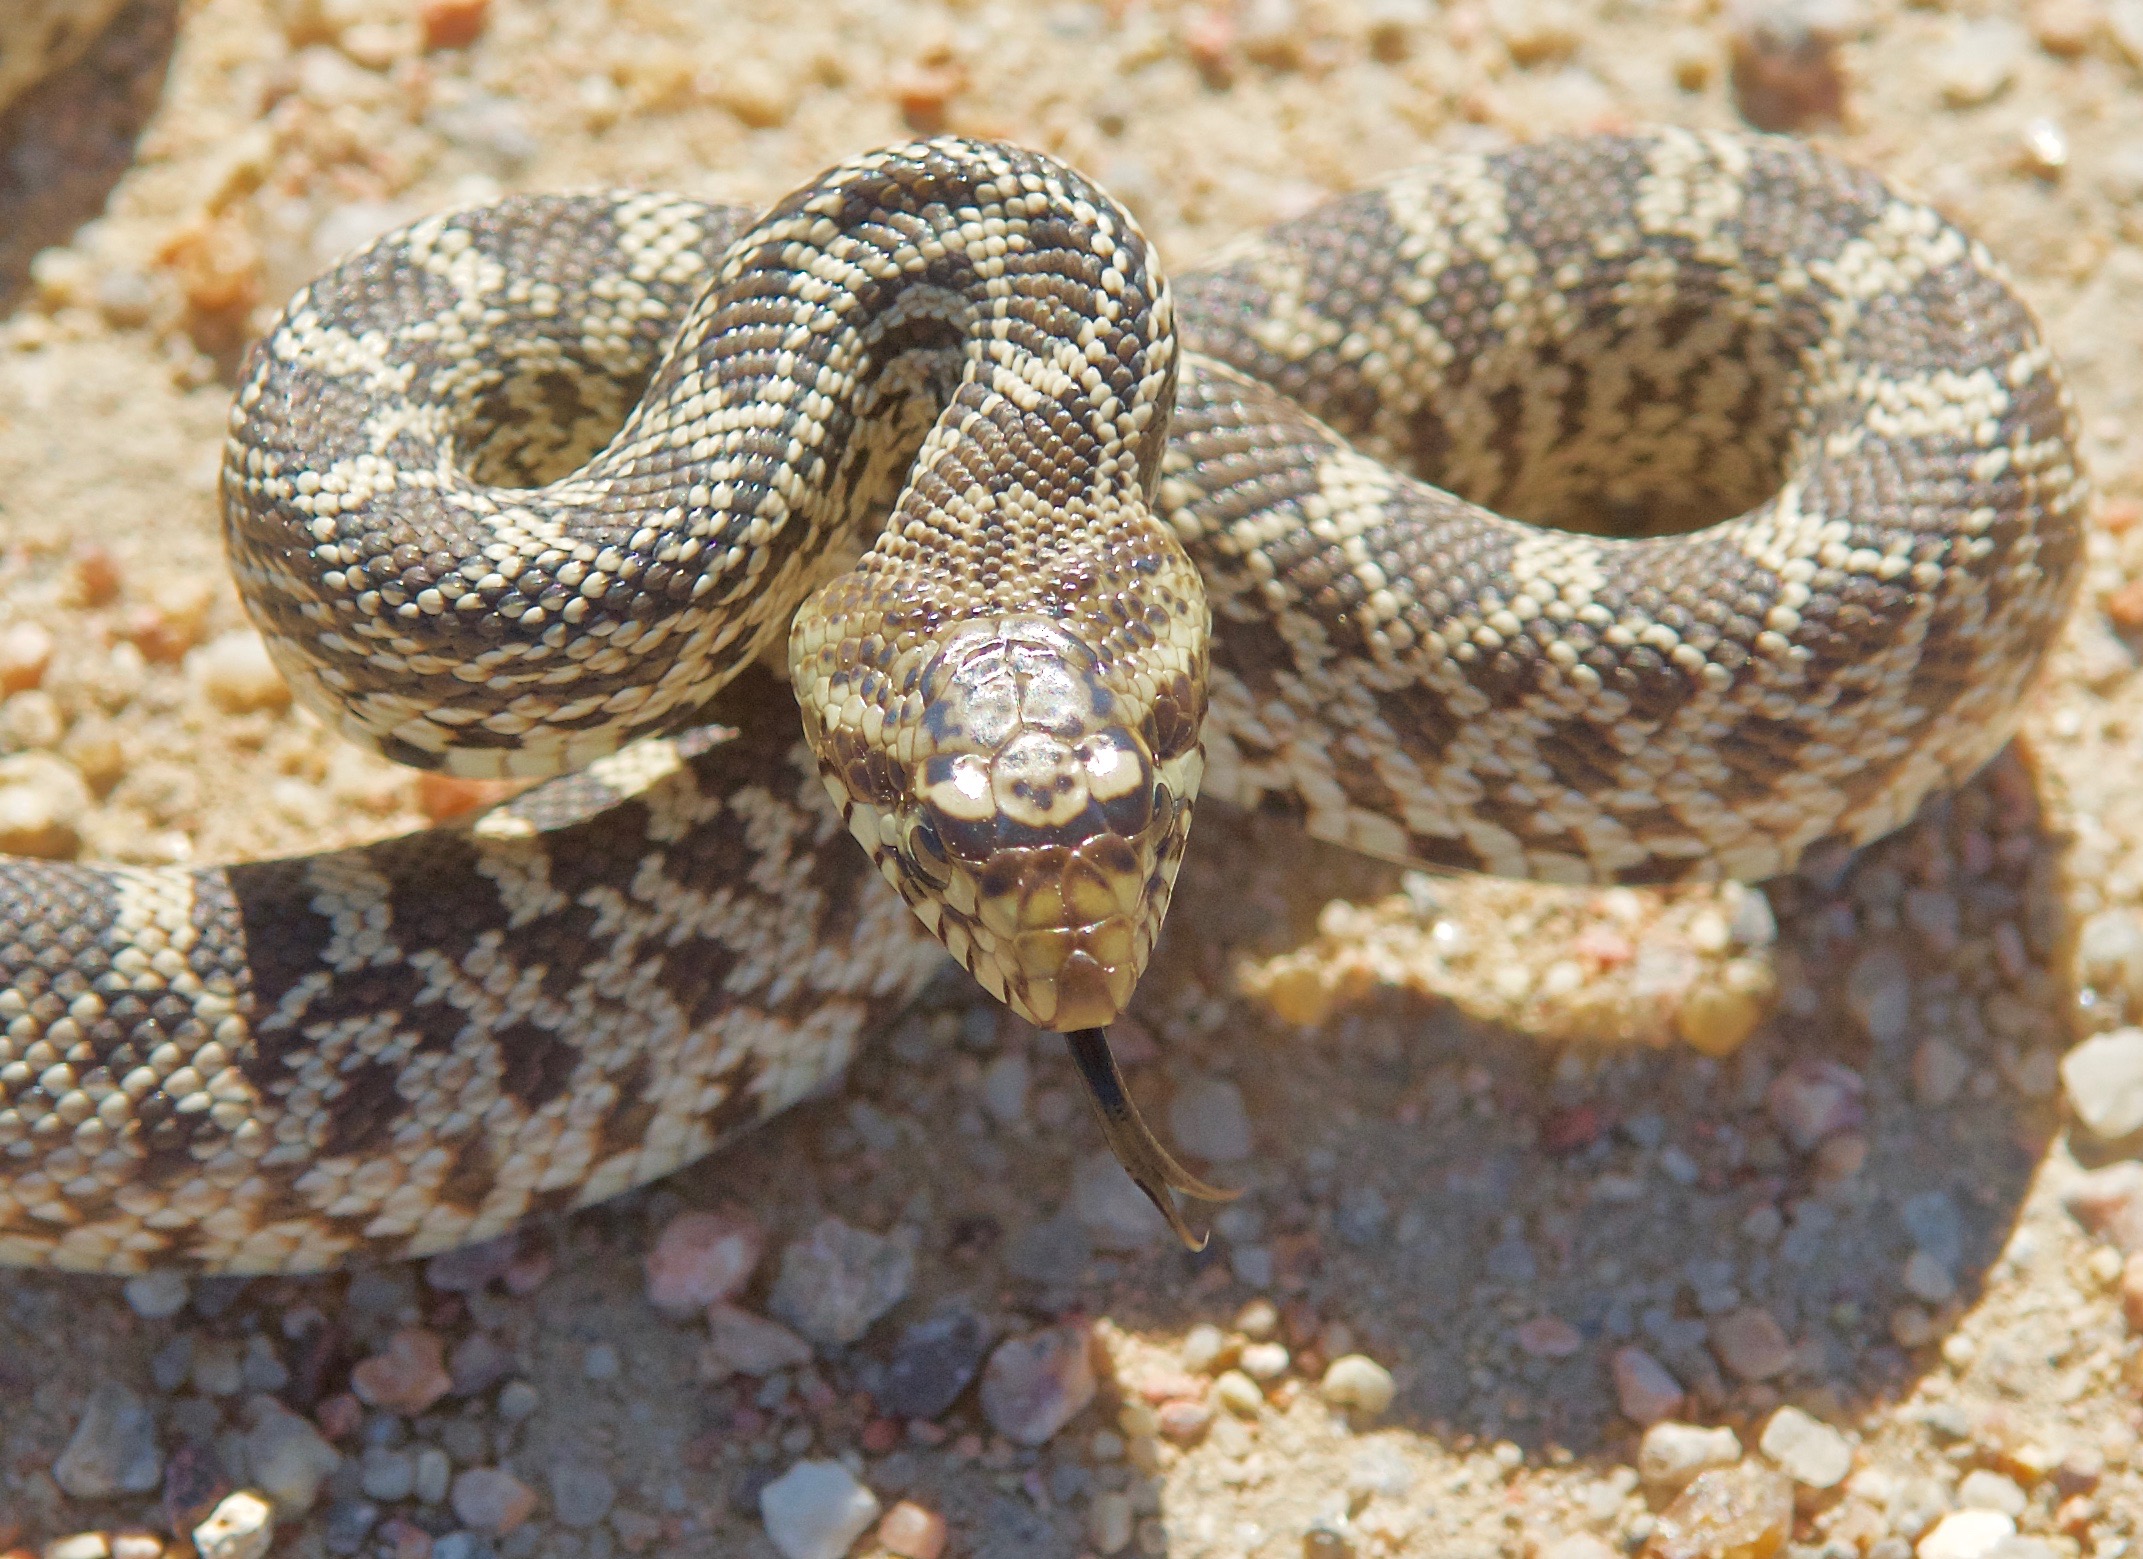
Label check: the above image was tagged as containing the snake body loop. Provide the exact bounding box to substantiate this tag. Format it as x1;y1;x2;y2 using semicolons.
0;129;2085;1271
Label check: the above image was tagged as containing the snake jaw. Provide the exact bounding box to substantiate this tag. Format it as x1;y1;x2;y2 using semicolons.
1064;1027;1240;1251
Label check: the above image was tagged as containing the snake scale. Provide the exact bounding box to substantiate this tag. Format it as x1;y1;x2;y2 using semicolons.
0;128;2084;1272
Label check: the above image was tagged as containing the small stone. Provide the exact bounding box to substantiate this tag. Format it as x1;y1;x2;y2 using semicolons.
980;1052;1030;1125
1179;1322;1232;1374
360;1448;416;1503
1710;1306;1792;1381
1540;1537;1621;1559
1903;1249;1958;1304
321;1499;378;1556
877;1306;990;1420
706;1304;813;1379
1156;1399;1213;1443
42;1534;110;1559
2121;1252;2143;1329
1214;1370;1264;1417
2062;1029;2143;1138
495;1381;539;1423
0;752;89;859
1168;1076;1252;1161
245;1399;342;1513
1515;1316;1582;1358
1638;1422;1743;1496
419;0;488;49
1319;1354;1396;1418
760;1460;882;1559
1611;1348;1686;1426
645;1208;762;1312
352;1330;453;1416
1916;1510;2017;1559
1760;1406;1851;1488
0;621;52;693
546;1461;615;1529
113;1535;164;1559
55;1383;162;1498
1647;1463;1794;1559
1913;1039;1971;1108
980;1324;1096;1446
2061;1161;2143;1252
877;1500;948;1559
1071;1152;1169;1250
581;1342;620;1381
1239;1341;1290;1379
1089;1490;1135;1556
446;1334;514;1397
1957;1471;2026;1517
1936;17;2026;107
449;1468;537;1535
769;1217;914;1346
123;1272;190;1320
191;630;290;714
1766;1058;1864;1149
192;1493;274;1559
1844;943;1910;1046
414;1448;451;1505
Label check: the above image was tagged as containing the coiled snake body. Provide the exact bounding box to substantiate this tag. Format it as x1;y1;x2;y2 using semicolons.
0;129;2084;1271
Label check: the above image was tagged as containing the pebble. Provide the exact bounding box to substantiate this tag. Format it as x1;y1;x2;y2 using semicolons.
449;1468;537;1535
122;1271;190;1320
1903;1249;1958;1304
446;1333;514;1397
877;1500;948;1559
352;1330;453;1416
545;1460;616;1529
980;1324;1097;1445
1610;1347;1685;1425
1239;1340;1290;1379
1760;1406;1851;1488
1538;1537;1619;1559
55;1383;163;1498
1071;1152;1169;1249
1236;1298;1279;1339
1318;1354;1396;1418
420;0;489;48
414;1448;451;1506
1767;1058;1864;1149
1916;1510;2017;1559
191;630;290;713
42;1536;110;1559
1156;1399;1213;1443
878;1306;991;1420
1845;943;1911;1046
360;1448;416;1503
495;1381;539;1423
1647;1463;1794;1559
1913;1038;1971;1108
1709;1306;1792;1381
322;1499;378;1555
2061;1028;2143;1138
760;1460;882;1559
1167;1077;1253;1162
1214;1369;1264;1417
769;1217;914;1346
244;1400;341;1513
645;1208;763;1312
581;1342;620;1381
192;1493;274;1559
706;1304;814;1378
0;751;89;858
1089;1490;1135;1556
1179;1322;1232;1374
1936;17;2026;107
1957;1470;2026;1517
1514;1316;1582;1358
2060;1160;2143;1252
1638;1422;1743;1495
0;620;52;693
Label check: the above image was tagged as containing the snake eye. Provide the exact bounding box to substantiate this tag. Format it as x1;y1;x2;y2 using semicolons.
903;816;951;887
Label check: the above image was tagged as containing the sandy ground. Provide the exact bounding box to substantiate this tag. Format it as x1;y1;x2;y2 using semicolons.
8;0;2143;1556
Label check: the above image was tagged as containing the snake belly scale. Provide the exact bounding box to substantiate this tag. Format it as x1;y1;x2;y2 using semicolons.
0;128;2083;1272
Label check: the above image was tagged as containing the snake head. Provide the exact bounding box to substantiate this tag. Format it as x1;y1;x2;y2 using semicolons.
799;612;1203;1033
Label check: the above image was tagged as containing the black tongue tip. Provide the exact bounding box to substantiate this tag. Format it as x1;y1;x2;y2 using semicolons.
1064;1026;1241;1252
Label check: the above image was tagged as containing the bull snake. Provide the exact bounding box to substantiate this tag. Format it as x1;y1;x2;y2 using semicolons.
0;129;2084;1271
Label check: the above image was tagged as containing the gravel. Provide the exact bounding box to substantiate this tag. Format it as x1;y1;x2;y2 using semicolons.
53;1382;162;1498
2061;1027;2143;1137
877;1305;991;1421
1166;1076;1253;1162
1638;1422;1743;1496
1317;1355;1395;1418
1759;1406;1851;1489
192;1492;275;1559
759;1460;882;1559
768;1217;916;1346
643;1208;763;1312
979;1324;1098;1445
